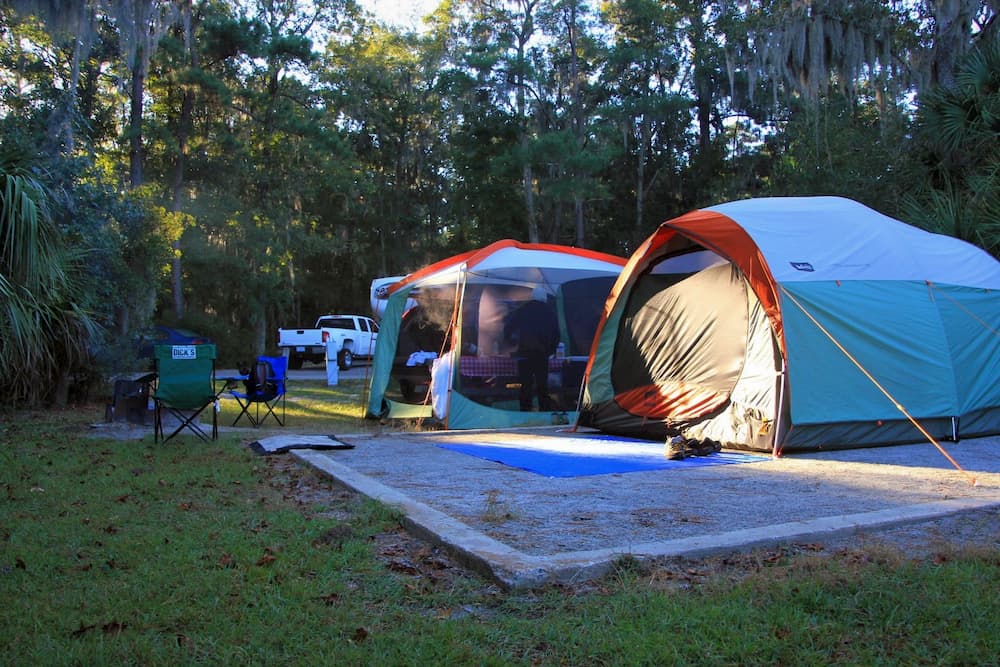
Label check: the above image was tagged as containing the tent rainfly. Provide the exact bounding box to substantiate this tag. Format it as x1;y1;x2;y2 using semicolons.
366;240;626;429
578;196;1000;454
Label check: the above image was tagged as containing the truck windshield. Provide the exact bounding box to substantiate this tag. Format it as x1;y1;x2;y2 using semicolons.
318;317;353;330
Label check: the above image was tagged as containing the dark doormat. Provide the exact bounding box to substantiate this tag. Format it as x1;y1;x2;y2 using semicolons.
249;434;355;455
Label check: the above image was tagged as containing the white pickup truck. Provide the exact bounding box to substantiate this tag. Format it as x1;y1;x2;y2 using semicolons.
277;315;379;370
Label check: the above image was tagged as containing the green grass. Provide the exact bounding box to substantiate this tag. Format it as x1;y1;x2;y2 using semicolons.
2;391;998;665
215;377;426;436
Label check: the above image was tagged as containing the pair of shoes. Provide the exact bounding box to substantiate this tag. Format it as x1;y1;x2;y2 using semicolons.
665;435;725;460
688;440;713;457
687;438;723;457
666;435;723;459
665;435;689;460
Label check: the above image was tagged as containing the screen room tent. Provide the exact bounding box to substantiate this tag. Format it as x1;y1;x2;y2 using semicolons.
578;196;1000;454
366;240;626;429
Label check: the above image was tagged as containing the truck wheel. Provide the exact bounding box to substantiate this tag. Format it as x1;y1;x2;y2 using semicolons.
337;349;353;370
288;355;303;370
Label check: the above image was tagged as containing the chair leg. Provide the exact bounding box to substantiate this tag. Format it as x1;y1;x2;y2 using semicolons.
160;404;217;443
154;401;164;442
231;395;257;427
258;395;285;427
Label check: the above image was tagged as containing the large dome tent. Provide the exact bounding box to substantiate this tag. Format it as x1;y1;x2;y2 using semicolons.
578;196;1000;454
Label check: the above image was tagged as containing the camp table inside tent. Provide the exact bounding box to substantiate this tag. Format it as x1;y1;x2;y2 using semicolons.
454;355;589;407
367;241;626;430
579;196;1000;455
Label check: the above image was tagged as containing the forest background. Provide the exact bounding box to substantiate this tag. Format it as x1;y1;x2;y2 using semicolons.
1;0;997;406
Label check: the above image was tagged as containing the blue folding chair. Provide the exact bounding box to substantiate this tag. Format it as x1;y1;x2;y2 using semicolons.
230;355;287;427
153;344;218;443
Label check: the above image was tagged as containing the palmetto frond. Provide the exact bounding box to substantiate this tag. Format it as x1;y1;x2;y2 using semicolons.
0;167;96;404
919;40;1000;156
1;171;62;292
909;40;1000;259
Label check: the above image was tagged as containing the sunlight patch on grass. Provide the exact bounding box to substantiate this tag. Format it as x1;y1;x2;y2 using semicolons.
216;379;379;433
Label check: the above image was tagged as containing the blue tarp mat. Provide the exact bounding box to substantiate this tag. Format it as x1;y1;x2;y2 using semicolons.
436;434;769;477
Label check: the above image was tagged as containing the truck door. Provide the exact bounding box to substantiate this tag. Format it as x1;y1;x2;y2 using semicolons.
359;318;374;356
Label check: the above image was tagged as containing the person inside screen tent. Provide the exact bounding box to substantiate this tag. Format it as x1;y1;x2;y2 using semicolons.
504;287;560;411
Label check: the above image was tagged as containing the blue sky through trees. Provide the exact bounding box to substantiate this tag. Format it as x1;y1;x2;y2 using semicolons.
361;0;438;29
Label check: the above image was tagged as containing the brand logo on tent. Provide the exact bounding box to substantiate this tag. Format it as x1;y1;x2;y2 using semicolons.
790;262;815;272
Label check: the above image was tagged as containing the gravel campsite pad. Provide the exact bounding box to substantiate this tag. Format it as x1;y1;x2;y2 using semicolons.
289;428;1000;586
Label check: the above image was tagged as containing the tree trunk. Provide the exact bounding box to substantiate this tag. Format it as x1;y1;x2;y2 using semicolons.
928;0;976;88
53;370;70;408
689;11;712;154
169;4;199;322
635;116;647;247
47;36;81;155
129;52;145;189
514;0;538;243
566;1;585;248
170;86;193;320
523;161;538;243
574;196;584;247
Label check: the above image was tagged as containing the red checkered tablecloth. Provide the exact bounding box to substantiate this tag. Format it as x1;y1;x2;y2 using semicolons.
458;356;564;377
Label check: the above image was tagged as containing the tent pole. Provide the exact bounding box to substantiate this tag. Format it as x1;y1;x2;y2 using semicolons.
443;265;468;429
772;359;788;458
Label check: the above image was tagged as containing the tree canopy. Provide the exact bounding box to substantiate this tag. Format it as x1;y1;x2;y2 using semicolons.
1;0;997;404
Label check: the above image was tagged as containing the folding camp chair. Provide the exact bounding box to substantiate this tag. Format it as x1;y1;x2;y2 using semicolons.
153;344;219;443
229;355;287;427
